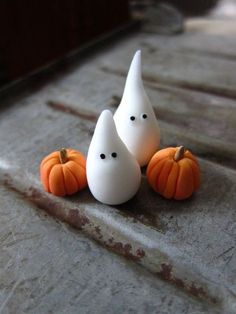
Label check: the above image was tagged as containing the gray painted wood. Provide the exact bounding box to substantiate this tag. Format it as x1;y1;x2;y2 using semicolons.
0;7;236;314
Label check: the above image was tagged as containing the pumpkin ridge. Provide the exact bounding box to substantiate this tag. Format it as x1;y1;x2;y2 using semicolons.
62;166;69;194
157;159;173;194
40;162;57;193
61;166;67;195
62;165;78;195
41;157;58;167
46;163;57;193
71;160;86;175
148;158;166;191
185;151;199;166
67;160;87;190
73;160;86;172
174;160;194;200
163;161;175;198
173;162;180;199
41;156;59;168
147;157;164;178
66;165;80;190
185;158;200;190
147;159;159;178
68;156;86;170
148;155;170;178
174;163;183;200
185;156;199;167
147;148;175;177
154;159;167;192
49;165;66;196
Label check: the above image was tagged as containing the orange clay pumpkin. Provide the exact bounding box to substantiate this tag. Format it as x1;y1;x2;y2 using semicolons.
147;146;200;200
40;148;87;196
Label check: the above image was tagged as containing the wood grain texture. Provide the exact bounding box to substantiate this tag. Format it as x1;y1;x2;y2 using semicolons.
0;8;236;314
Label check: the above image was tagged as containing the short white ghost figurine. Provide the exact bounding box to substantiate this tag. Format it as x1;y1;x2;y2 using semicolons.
86;110;141;205
114;50;160;167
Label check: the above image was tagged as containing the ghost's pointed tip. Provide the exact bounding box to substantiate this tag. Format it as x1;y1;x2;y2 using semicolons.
91;109;119;152
126;50;142;83
100;109;113;120
134;50;141;58
96;109;116;134
132;50;142;65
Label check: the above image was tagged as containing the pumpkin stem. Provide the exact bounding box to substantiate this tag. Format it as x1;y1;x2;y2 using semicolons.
174;146;185;161
59;148;68;164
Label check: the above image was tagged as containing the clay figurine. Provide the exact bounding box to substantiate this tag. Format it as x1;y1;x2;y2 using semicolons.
114;50;160;166
86;110;141;205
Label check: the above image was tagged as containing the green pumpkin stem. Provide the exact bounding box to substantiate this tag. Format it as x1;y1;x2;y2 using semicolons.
174;146;185;161
59;148;68;164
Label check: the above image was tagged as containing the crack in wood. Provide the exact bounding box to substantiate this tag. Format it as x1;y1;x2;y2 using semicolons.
100;66;236;100
47;100;98;122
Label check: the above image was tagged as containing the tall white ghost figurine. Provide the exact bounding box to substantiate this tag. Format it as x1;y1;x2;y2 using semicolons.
114;50;160;167
86;110;141;205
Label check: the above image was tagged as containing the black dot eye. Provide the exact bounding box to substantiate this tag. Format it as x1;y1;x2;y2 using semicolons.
100;153;106;159
142;114;147;119
111;152;117;158
130;116;135;121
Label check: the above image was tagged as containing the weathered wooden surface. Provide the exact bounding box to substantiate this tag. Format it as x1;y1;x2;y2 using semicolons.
1;4;236;314
2;185;216;314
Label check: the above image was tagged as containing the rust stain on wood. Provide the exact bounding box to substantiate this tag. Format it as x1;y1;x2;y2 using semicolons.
67;209;90;228
2;173;221;305
157;263;218;305
3;174;90;229
107;238;146;262
136;248;145;258
94;225;103;239
2;173;222;305
3;174;146;263
28;187;91;229
47;100;98;122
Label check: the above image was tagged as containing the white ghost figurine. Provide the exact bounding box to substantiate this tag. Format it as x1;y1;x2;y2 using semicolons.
86;110;141;205
114;50;160;167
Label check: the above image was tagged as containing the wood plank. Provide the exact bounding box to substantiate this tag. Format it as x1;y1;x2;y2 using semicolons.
99;35;236;98
141;31;236;61
39;66;236;168
1;185;213;314
0;11;236;313
0;58;235;311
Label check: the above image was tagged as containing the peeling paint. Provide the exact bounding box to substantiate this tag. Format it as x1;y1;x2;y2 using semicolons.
94;226;103;239
3;175;90;229
107;238;146;262
67;209;90;229
0;172;222;306
157;263;218;304
136;248;146;258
